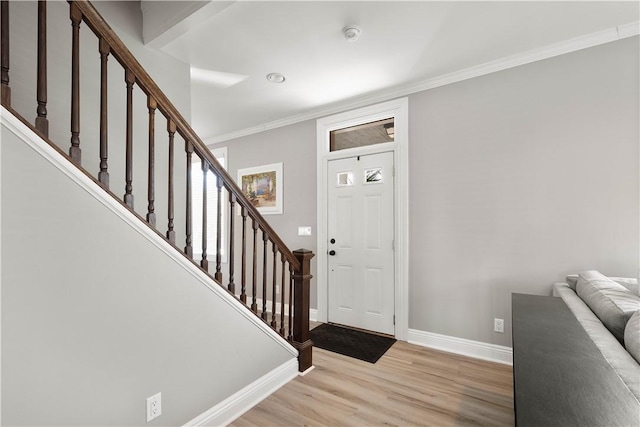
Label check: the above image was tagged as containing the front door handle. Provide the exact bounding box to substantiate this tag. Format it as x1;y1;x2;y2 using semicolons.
329;250;336;256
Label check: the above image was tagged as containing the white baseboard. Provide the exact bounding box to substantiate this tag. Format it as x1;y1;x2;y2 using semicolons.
183;358;298;427
408;329;513;366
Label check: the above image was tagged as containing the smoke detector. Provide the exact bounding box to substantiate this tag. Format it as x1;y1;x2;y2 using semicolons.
343;25;361;42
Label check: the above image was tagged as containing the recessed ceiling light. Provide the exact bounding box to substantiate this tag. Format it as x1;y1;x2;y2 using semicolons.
266;73;286;83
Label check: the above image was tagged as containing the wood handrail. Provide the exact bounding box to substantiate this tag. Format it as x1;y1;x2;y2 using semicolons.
1;0;312;371
72;0;301;271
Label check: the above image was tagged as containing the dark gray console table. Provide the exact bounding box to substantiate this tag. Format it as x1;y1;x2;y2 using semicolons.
512;293;639;427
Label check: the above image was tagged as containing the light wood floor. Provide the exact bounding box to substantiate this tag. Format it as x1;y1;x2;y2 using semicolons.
230;340;514;426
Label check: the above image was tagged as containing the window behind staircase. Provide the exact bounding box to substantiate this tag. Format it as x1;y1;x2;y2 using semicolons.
191;147;227;263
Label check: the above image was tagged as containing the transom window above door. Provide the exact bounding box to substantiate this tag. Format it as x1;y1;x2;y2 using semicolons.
329;117;394;152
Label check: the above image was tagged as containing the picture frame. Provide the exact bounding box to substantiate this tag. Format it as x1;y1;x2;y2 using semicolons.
237;162;283;215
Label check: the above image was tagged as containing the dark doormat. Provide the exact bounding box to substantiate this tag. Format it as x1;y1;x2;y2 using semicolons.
310;323;396;363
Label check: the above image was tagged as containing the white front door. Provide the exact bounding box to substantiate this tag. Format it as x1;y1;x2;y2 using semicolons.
327;151;395;335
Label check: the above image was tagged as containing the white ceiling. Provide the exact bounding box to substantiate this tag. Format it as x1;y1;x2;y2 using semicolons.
147;1;639;142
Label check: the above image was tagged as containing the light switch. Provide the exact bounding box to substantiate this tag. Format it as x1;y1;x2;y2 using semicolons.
298;226;312;236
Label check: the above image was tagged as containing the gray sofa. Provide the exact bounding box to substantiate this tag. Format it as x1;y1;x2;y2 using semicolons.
552;270;640;406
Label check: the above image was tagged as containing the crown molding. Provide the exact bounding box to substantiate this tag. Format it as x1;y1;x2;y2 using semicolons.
205;22;639;145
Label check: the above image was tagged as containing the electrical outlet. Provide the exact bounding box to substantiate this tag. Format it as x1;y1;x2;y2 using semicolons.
146;392;161;422
494;318;504;333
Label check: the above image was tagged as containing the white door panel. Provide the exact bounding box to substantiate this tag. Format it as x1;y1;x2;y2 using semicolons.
364;267;383;315
336;265;354;310
327;152;395;335
336;196;353;248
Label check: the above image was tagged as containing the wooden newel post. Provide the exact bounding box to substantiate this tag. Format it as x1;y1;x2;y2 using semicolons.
292;248;314;372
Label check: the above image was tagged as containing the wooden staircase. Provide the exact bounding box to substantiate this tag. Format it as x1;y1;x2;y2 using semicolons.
0;0;313;372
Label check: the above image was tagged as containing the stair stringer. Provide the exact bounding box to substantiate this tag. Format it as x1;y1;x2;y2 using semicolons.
0;107;298;426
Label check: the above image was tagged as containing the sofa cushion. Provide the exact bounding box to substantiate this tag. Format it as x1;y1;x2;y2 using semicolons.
625;310;640;364
566;273;639;294
577;271;640;344
554;282;640;402
610;277;640;296
565;275;578;290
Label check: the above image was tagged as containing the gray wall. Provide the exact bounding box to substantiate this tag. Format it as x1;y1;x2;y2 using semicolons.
1;121;295;426
8;0;190;248
140;0;211;46
409;36;638;345
207;121;319;308
212;36;639;347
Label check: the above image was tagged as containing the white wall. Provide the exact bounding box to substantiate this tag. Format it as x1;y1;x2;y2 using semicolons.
212;36;639;347
1;116;296;426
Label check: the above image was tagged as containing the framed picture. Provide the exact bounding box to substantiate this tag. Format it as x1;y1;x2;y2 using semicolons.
237;162;283;215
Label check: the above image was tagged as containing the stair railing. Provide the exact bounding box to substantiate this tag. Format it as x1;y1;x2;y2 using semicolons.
0;0;313;372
